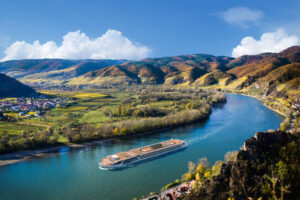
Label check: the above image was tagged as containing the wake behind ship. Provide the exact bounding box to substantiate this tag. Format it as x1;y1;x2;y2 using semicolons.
99;139;187;170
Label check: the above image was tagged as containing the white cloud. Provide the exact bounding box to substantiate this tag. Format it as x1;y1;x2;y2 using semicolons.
219;7;263;28
232;28;299;57
1;29;151;61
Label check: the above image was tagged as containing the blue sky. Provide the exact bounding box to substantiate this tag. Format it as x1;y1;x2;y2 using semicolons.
0;0;300;61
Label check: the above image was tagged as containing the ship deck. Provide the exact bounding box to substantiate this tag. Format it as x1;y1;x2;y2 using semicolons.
100;139;185;167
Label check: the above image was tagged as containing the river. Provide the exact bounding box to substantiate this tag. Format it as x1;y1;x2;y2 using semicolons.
0;94;284;200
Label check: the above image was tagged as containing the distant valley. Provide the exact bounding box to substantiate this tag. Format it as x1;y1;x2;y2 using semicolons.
0;46;299;100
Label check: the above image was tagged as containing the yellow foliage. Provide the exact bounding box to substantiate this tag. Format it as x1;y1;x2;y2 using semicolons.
212;166;216;171
184;173;193;181
185;103;192;109
225;76;247;90
196;164;203;173
120;128;127;135
204;171;211;178
195;173;201;181
173;119;178;125
0;98;17;101
133;110;141;117
113;128;119;135
115;107;120;115
73;93;106;99
56;106;86;111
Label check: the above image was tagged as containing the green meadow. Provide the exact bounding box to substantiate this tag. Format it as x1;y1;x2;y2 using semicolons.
0;87;226;152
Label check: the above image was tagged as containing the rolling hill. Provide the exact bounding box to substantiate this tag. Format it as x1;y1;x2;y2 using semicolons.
0;73;37;98
0;59;80;78
18;59;126;84
0;59;127;83
0;46;299;100
68;54;234;85
67;46;299;100
224;46;300;97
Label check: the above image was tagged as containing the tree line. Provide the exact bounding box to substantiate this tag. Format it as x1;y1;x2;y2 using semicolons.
0;89;226;153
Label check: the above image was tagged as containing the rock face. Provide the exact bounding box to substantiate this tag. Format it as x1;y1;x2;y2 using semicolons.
186;131;299;200
0;73;37;98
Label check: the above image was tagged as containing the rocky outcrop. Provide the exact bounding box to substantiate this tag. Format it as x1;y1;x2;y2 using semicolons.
185;131;299;200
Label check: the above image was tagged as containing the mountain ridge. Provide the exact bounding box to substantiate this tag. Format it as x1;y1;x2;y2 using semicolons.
0;73;37;98
0;46;299;100
0;59;128;84
69;54;234;85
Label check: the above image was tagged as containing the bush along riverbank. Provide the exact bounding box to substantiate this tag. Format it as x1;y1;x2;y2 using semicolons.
139;88;300;200
141;130;300;200
0;88;226;154
228;89;299;134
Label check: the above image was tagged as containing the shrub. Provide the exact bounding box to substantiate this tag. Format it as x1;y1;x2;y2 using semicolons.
196;164;203;173
224;151;238;162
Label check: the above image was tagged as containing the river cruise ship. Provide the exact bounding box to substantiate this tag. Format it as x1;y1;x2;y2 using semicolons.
99;139;187;170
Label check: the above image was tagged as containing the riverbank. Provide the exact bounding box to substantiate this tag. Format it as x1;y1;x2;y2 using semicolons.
227;90;287;117
142;130;300;200
0;91;286;168
0;92;284;168
0;126;175;166
0;139;113;166
139;91;292;200
1;87;224;154
264;104;286;117
0;111;211;167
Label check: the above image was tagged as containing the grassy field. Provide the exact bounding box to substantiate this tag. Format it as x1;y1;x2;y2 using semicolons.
0;91;108;135
0;87;226;153
0;90;127;137
0;121;45;135
0;98;17;102
72;92;107;99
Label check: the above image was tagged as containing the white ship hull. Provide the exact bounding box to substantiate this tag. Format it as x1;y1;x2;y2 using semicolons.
99;141;187;170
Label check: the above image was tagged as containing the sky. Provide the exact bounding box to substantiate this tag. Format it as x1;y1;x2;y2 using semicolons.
0;0;300;61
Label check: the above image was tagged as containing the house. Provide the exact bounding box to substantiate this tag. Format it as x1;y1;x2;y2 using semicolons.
19;112;26;116
292;102;300;112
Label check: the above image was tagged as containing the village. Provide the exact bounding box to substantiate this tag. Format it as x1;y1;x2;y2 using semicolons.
0;96;69;118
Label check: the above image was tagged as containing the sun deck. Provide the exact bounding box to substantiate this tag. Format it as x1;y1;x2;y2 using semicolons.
100;139;185;167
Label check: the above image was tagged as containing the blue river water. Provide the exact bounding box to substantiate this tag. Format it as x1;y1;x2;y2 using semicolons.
0;94;284;200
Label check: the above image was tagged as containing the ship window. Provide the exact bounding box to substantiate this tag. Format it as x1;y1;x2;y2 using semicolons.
165;142;175;145
114;161;122;165
122;157;138;164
